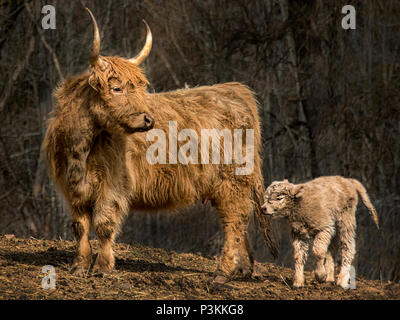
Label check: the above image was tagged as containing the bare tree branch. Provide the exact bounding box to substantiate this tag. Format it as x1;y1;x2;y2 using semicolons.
0;35;35;113
25;1;64;82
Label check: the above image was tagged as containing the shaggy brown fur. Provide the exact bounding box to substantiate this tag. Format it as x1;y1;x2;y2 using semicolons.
42;10;278;282
262;176;379;288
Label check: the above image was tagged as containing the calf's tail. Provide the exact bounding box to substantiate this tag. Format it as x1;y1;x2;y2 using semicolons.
350;179;379;229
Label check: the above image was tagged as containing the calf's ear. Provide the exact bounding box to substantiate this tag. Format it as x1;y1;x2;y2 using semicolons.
291;185;304;199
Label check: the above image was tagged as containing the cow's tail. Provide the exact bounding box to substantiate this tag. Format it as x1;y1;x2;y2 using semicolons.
252;179;279;259
350;179;379;230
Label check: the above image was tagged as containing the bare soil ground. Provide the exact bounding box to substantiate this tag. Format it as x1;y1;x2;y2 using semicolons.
0;235;399;300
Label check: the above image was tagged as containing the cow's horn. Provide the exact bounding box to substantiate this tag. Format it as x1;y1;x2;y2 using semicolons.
129;20;152;65
85;8;105;69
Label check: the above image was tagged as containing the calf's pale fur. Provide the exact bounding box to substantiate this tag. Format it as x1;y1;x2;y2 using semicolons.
262;176;379;288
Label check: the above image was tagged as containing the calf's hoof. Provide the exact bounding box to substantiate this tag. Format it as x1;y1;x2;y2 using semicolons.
326;274;335;283
337;273;351;289
292;278;304;288
315;270;327;283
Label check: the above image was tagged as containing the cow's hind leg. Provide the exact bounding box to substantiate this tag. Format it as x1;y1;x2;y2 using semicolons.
70;209;92;277
213;196;253;284
92;200;125;275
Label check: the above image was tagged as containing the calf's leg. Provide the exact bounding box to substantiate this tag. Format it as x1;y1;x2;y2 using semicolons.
337;211;356;289
325;235;339;283
292;236;309;287
325;249;335;282
312;228;334;283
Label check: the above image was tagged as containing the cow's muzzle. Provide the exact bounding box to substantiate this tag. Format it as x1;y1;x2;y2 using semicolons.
124;112;155;133
143;114;155;130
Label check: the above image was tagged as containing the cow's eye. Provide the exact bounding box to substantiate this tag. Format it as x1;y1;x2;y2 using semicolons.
112;87;122;92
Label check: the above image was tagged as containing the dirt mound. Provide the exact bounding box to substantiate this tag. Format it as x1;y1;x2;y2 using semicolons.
0;235;398;300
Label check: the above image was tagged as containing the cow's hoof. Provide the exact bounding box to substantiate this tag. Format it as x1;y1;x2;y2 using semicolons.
207;275;232;292
70;264;89;277
91;264;113;276
213;275;229;285
251;263;267;279
90;255;113;276
237;265;253;278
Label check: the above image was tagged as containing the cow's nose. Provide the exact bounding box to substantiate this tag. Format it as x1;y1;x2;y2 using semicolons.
144;114;154;128
261;204;267;213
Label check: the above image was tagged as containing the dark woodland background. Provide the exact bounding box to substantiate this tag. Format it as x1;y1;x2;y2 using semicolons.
0;0;399;282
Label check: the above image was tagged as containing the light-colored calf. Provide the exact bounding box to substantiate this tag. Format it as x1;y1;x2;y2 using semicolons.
262;176;379;288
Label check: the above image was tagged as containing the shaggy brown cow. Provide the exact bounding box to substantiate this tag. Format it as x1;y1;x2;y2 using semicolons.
42;8;278;283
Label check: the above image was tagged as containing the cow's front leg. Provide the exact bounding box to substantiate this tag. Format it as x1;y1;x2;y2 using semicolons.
70;210;92;277
91;201;124;275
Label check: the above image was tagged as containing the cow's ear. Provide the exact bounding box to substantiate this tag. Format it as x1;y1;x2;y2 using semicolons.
88;73;99;91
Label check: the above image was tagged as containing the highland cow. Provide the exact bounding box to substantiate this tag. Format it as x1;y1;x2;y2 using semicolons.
42;8;278;283
262;176;379;288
